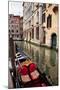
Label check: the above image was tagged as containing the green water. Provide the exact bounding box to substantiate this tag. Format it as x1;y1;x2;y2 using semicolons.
15;41;58;86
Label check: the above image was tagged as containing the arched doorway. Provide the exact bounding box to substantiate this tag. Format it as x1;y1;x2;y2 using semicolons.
51;33;57;48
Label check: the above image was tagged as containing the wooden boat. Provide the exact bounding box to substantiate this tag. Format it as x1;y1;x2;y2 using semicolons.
15;51;52;88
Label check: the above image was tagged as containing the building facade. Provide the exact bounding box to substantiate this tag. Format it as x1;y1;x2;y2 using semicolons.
23;2;43;45
42;4;58;49
9;14;21;40
23;2;58;49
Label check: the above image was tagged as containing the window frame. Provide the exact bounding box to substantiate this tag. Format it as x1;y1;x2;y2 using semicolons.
32;28;34;39
36;26;39;40
42;13;45;23
47;14;52;28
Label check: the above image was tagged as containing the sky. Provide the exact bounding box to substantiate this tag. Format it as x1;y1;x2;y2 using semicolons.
9;1;23;16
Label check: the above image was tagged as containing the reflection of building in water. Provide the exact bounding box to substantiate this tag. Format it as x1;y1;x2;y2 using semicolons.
25;42;58;85
35;50;39;64
23;3;58;49
15;41;58;85
45;65;50;76
44;49;58;85
31;48;34;59
50;50;56;66
38;47;46;72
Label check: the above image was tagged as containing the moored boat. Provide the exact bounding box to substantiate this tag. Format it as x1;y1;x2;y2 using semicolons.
15;51;52;88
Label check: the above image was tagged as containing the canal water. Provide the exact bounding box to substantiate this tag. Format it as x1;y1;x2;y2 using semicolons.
14;41;58;86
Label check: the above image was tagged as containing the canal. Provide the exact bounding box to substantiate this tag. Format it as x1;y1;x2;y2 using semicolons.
14;41;58;86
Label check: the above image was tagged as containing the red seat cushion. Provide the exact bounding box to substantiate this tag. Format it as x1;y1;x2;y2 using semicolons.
29;63;37;73
21;65;28;75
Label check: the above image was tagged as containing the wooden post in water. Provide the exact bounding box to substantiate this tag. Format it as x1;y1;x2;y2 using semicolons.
9;37;16;88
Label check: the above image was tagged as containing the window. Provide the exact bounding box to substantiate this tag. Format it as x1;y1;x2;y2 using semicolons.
47;15;52;28
30;32;31;40
9;30;10;33
9;25;10;27
37;11;39;22
17;25;18;27
12;34;14;37
20;28;23;30
21;34;23;38
12;25;13;27
17;35;19;38
48;4;52;7
12;30;14;32
36;27;39;40
15;35;16;37
32;28;34;39
11;20;13;23
29;20;31;26
42;4;46;11
16;30;18;33
43;31;45;44
42;13;45;23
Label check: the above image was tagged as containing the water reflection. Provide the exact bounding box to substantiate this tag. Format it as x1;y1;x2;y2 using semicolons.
50;50;56;66
14;41;58;85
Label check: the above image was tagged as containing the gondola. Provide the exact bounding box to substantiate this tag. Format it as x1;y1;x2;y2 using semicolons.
15;51;52;88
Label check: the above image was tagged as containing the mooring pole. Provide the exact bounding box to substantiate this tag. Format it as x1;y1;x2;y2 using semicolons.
9;37;16;88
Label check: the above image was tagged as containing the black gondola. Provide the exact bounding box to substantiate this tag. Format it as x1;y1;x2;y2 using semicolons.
15;51;52;88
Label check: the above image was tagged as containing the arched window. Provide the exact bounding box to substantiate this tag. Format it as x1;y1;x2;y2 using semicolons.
36;27;39;40
47;14;52;28
42;13;45;23
32;28;34;39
